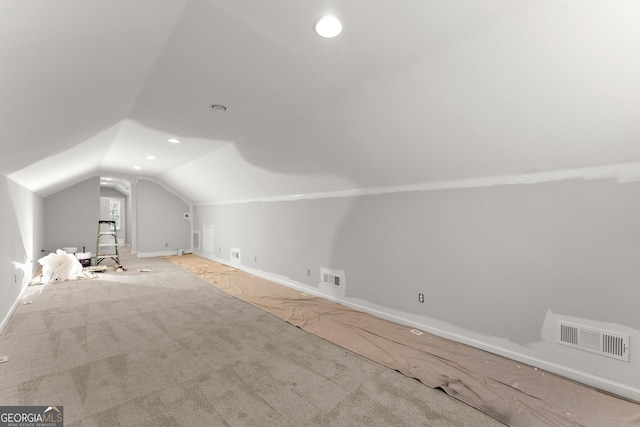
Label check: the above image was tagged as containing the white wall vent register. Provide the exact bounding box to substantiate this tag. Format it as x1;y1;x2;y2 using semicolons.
193;231;200;250
556;321;629;362
320;267;345;288
230;248;242;266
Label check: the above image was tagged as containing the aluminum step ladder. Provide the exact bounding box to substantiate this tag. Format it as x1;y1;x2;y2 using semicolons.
96;220;120;265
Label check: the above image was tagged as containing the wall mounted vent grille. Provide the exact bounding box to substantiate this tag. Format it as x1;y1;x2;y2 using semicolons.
556;321;629;362
320;267;346;288
193;231;200;250
323;273;340;286
230;248;241;265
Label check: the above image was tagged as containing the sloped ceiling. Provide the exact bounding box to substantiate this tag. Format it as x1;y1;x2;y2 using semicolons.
2;0;640;203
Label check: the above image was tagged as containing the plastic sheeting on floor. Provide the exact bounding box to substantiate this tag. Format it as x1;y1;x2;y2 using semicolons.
164;254;640;427
36;249;84;283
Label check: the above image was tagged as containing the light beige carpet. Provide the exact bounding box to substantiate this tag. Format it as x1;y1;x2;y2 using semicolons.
0;248;504;426
29;270;99;286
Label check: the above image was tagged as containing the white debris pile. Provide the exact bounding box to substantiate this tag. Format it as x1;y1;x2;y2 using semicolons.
38;249;84;282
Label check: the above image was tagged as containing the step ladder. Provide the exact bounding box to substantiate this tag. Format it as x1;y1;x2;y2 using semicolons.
96;220;120;265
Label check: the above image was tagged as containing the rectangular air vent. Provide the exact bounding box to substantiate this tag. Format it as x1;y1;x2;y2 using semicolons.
323;273;340;286
556;321;629;362
193;231;200;250
230;248;241;265
320;267;345;288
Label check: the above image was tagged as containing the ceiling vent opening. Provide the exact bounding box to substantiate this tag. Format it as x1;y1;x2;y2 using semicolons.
556;321;629;362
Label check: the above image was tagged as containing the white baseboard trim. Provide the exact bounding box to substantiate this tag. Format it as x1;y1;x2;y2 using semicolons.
137;251;181;258
0;283;30;336
193;250;639;403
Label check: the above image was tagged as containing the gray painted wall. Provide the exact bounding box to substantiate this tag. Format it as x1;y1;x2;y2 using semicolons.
0;174;44;330
100;187;127;198
136;180;190;254
44;177;100;254
194;178;640;398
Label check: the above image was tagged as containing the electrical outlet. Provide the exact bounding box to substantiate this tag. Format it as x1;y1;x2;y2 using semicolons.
254;256;257;262
306;269;311;276
418;293;424;303
219;248;222;253
22;301;33;305
0;356;8;363
14;275;17;284
410;329;424;336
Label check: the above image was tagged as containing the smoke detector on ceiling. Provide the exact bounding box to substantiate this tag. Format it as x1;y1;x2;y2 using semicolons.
210;104;227;112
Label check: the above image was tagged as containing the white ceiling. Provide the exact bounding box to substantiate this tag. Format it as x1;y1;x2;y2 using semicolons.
2;0;640;203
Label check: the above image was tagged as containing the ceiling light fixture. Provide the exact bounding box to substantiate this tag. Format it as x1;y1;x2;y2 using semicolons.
168;138;181;144
210;104;227;112
146;155;156;160
314;15;342;38
133;165;142;170
104;177;113;181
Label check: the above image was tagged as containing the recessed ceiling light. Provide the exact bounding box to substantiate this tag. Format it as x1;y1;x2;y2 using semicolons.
210;104;227;112
314;15;342;38
168;138;180;144
133;165;142;170
146;155;156;160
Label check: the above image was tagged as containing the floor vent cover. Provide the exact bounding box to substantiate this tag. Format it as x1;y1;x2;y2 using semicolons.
556;321;629;362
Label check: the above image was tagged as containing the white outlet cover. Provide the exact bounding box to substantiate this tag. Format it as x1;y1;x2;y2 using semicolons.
410;329;424;336
0;356;8;363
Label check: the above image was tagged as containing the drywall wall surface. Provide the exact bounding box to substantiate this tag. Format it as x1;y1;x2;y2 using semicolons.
338;179;640;343
193;178;640;397
44;177;100;254
0;174;44;331
100;187;127;198
136;179;190;253
127;186;134;252
195;197;354;285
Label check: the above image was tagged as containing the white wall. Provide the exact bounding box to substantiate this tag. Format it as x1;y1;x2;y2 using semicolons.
136;180;190;255
44;177;100;254
0;174;44;332
194;178;640;402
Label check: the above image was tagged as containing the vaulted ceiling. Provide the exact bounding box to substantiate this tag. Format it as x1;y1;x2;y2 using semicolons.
2;1;639;203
